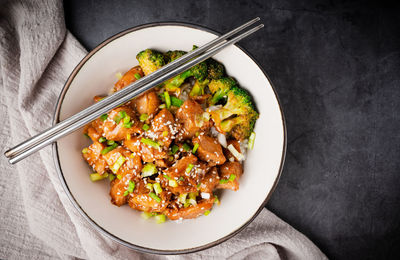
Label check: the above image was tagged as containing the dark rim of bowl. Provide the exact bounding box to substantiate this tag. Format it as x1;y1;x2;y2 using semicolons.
52;21;287;255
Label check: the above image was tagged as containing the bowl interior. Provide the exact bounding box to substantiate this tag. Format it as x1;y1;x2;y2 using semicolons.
55;24;285;252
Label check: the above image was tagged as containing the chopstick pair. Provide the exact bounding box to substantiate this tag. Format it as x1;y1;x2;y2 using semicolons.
5;17;264;164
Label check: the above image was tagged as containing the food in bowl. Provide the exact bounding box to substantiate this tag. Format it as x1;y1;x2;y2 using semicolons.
81;47;259;223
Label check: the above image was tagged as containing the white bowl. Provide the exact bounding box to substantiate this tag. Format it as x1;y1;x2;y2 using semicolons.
53;22;286;254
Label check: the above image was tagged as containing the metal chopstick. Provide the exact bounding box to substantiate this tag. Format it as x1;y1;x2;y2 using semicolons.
6;23;264;164
5;17;260;159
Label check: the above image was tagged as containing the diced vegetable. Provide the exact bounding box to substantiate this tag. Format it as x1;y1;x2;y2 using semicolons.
192;143;199;154
170;145;179;155
164;91;171;108
140;138;160;149
229;174;236;182
163;174;171;180
153;182;163;195
141;163;157;177
204;210;211;216
100;143;118;155
185;163;194;173
155;214;166;224
159;104;166;109
141;212;154;219
90;172;109;182
162;130;168;137
127;180;135;193
82;148;88;154
145;183;153;191
214;195;220;205
134;73;141;80
248;132;256;149
109;174;116;181
169;179;178;187
178;193;187;204
227;144;245;161
139;113;149;122
98;137;106;143
149;192;161;202
107;140;115;146
117;174;122;180
142;124;150;131
110;155;126;173
182;143;191;152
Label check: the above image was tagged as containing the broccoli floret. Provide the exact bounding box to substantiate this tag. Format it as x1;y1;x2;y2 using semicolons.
210;85;259;140
208;77;236;105
189;79;210;97
207;59;225;80
164;54;208;92
136;49;166;75
165;50;187;63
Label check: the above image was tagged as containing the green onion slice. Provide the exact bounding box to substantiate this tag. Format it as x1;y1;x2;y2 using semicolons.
149;192;161;202
164;91;171;109
155;214;166;224
98;137;106;143
127;180;135;193
248;132;256;149
82;148;89;154
100;143;118;155
134;73;141;80
192;143;199;154
228;174;236;182
109;174;116;181
110;155;126;173
141;163;157;177
163;174;171;180
169;179;178;187
170;144;179;155
142;124;150;131
139;113;148;122
204;210;211;216
182;143;191;152
153;182;163;195
185;163;194;173
140;138;160;149
90;172;108;182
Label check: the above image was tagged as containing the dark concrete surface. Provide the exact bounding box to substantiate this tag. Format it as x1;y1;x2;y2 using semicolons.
64;1;400;259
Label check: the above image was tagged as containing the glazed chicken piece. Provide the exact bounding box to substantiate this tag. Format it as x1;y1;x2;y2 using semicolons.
192;134;226;166
164;153;198;179
102;107;143;141
175;99;211;139
114;65;144;92
104;147;143;206
128;182;170;212
124;136;168;162
163;198;214;220
82;141;107;175
148;108;176;148
131;90;160;117
198;167;220;193
216;161;243;191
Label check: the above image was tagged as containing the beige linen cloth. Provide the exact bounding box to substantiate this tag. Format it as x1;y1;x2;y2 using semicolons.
0;0;327;259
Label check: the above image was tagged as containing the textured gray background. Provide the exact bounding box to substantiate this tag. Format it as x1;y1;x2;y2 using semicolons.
64;1;400;259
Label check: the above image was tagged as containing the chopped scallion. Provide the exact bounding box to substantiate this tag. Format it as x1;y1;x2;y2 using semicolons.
214;195;220;205
98;137;106;143
185;163;194;173
149;192;161;202
170;144;179;155
155;214;166;224
127;180;135;193
145;183;153;192
81;148;88;154
117;174;122;180
111;155;126;173
100;143;118;154
227;144;245;161
192;143;199;154
204;210;211;216
153;182;163;195
163;174;171;180
164;91;171;108
182;143;191;152
159;104;166;109
141;163;157;177
109;174;116;181
228;174;236;182
123;190;129;196
248;131;256;149
142;124;150;131
90;172;108;182
169;179;178;187
162;130;168;137
134;73;141;80
140;138;160;149
139;113;148;122
141;212;154;219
